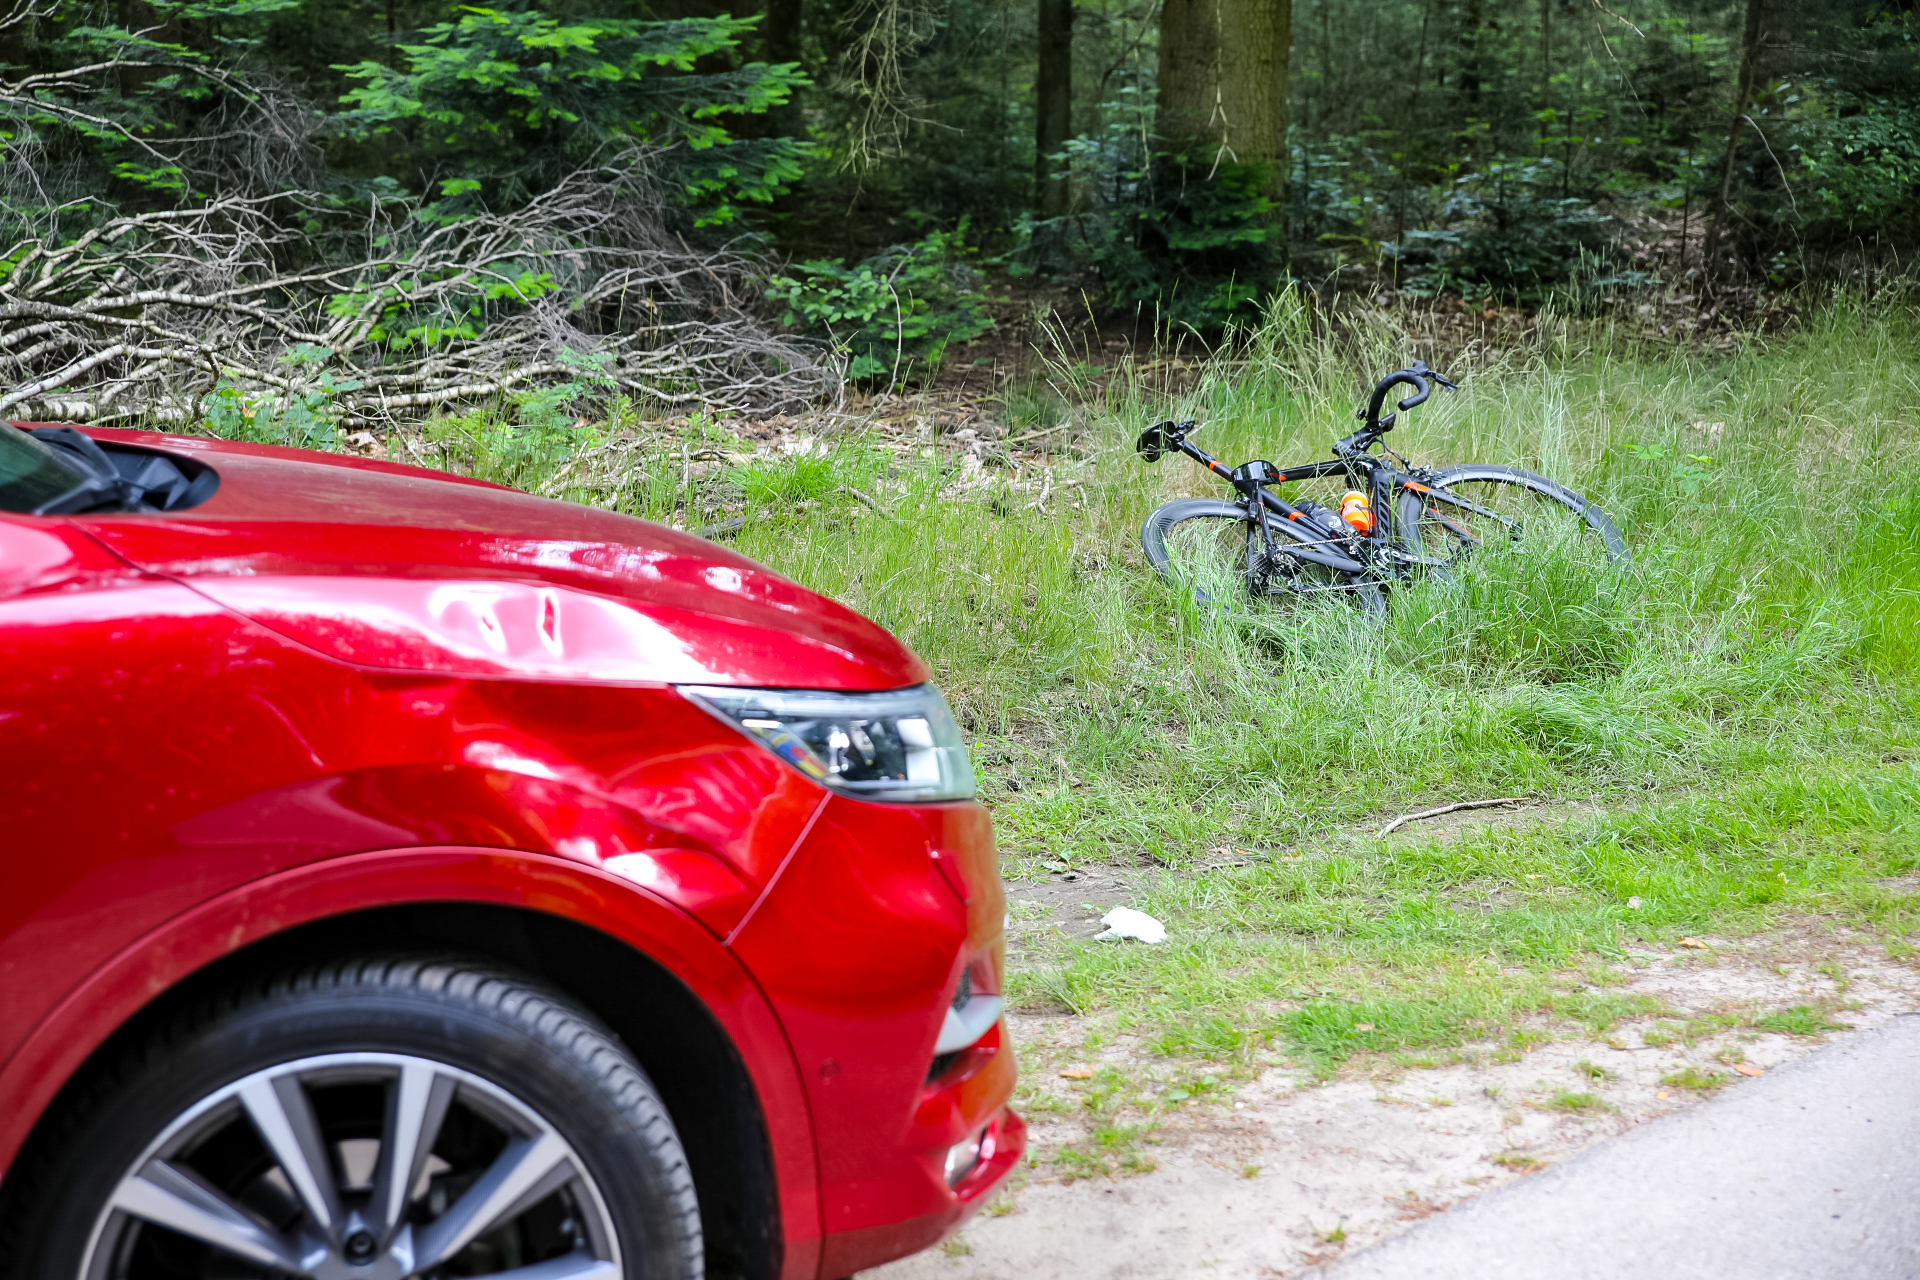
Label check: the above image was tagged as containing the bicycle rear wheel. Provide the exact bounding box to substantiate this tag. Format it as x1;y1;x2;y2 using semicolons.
1394;465;1628;567
1141;498;1385;616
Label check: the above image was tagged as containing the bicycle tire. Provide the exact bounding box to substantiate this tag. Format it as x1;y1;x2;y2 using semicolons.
1394;464;1628;566
1141;498;1386;616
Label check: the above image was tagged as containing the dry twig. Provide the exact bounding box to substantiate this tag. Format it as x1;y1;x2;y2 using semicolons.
1374;797;1530;839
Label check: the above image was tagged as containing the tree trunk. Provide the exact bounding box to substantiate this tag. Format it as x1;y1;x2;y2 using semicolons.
1704;0;1766;278
1456;0;1484;108
763;0;803;134
1036;0;1073;217
765;0;801;65
1156;0;1217;147
1538;0;1550;156
1217;0;1289;198
1156;0;1291;202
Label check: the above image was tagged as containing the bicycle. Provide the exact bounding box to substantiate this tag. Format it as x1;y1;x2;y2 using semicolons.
1137;361;1627;615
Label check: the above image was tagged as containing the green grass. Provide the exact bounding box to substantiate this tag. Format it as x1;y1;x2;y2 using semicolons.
363;290;1920;1078
1546;1089;1613;1113
1661;1066;1731;1091
1490;1152;1542;1171
1755;1004;1852;1037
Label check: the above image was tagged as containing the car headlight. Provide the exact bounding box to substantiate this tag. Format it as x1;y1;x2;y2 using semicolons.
677;683;976;802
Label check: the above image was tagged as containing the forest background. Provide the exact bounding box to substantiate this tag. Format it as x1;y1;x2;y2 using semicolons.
0;0;1913;422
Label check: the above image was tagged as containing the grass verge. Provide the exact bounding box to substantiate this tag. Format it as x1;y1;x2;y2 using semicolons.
219;292;1920;1108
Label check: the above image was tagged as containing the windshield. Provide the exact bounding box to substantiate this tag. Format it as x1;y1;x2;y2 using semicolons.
0;426;84;513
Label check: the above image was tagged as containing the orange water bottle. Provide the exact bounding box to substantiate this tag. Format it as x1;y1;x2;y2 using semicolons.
1339;490;1375;534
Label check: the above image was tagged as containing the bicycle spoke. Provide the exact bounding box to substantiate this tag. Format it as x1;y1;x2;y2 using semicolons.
1397;466;1626;570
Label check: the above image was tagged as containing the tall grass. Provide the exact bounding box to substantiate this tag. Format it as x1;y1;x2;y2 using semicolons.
366;291;1920;1067
704;292;1920;868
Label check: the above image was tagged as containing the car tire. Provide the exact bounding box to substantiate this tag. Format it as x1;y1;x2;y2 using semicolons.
5;955;704;1280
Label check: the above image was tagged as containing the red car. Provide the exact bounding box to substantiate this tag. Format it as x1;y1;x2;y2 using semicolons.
0;422;1021;1280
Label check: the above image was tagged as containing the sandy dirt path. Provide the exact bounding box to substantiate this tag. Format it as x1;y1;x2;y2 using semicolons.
1324;1013;1920;1278
862;938;1920;1280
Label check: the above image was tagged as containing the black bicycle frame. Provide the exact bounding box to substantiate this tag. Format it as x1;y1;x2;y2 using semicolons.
1136;361;1531;573
1142;424;1521;571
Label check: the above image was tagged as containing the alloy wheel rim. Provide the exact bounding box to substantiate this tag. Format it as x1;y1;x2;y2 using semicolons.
80;1052;622;1280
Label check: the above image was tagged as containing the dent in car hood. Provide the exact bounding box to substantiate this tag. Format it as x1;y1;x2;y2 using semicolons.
67;429;927;689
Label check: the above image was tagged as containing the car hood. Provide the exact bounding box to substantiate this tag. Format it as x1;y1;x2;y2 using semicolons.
66;428;927;690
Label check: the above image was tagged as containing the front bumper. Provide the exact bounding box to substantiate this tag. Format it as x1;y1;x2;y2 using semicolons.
816;1106;1026;1275
728;794;1020;1278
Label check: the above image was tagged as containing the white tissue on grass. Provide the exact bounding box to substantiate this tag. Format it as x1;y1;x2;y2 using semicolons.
1092;906;1167;944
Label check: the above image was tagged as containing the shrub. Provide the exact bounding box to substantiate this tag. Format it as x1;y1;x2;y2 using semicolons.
767;221;995;382
335;8;809;224
1073;155;1287;330
1388;158;1643;304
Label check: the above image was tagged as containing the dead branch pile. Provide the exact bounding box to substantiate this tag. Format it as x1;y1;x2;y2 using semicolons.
0;152;834;426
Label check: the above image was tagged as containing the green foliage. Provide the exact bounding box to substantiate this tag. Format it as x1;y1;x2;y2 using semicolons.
11;0;1920;313
1842;488;1920;674
729;440;890;509
333;8;808;223
1801;103;1920;228
1624;442;1717;496
1076;155;1286;329
0;0;812;243
1388;159;1642;304
200;348;361;449
1018;85;1285;328
1772;7;1920;245
1276;997;1491;1072
768;222;994;380
422;349;614;487
0;18;240;220
737;452;836;505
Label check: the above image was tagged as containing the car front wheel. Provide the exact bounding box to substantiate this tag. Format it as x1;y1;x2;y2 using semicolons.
9;957;703;1280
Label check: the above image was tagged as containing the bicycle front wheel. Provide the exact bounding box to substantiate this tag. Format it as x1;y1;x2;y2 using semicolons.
1141;498;1385;616
1395;465;1628;567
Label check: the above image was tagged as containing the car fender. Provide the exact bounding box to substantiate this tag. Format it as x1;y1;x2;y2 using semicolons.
0;844;824;1280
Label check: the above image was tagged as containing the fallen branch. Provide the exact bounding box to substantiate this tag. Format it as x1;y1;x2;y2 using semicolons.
1374;797;1529;839
841;485;890;516
694;510;781;540
0;148;833;427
